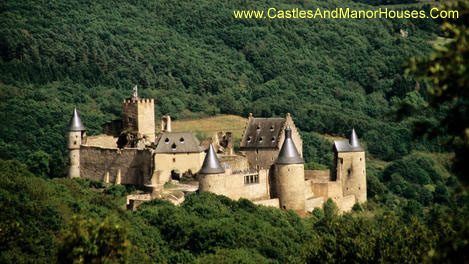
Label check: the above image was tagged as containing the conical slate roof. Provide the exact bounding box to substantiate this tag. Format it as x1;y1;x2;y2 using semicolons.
199;144;225;174
275;126;303;164
349;128;364;151
68;108;86;131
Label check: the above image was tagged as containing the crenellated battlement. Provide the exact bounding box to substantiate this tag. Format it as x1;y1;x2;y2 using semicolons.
122;98;155;104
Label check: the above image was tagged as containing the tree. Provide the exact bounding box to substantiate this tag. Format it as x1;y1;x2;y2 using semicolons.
406;0;469;185
25;151;50;178
57;216;130;264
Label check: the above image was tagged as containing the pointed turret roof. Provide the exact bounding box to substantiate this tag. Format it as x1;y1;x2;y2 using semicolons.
199;144;225;174
275;126;303;164
333;128;364;152
68;108;86;131
349;128;363;151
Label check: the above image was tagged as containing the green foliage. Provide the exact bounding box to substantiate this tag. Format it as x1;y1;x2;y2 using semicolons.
0;0;442;175
323;198;339;218
352;203;363;212
25;151;50;178
1;158;468;263
104;185;128;198
406;0;469;185
57;216;130;264
384;152;444;185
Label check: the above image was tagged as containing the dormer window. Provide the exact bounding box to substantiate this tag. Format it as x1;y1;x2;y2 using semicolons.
270;125;274;132
247;136;252;143
164;138;169;144
259;137;263;143
256;125;261;132
180;137;185;144
271;137;275;142
171;143;177;150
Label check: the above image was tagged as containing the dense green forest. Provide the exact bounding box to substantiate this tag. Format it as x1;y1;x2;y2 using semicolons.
1;159;467;263
1;0;468;262
0;0;441;169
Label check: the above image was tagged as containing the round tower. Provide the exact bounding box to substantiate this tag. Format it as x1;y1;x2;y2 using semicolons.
198;144;226;195
68;108;86;178
347;128;367;203
275;126;305;214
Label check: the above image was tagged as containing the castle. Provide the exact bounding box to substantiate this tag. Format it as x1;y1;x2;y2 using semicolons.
67;92;366;214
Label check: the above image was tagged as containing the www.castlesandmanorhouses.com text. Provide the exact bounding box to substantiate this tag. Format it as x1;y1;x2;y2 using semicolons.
234;7;459;19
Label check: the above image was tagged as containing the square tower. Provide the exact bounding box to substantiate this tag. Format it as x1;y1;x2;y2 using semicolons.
122;98;155;143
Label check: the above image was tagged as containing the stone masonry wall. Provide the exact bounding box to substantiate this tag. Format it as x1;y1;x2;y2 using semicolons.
80;146;152;185
153;152;205;185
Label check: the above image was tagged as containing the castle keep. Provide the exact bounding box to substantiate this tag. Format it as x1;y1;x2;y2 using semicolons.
68;92;367;213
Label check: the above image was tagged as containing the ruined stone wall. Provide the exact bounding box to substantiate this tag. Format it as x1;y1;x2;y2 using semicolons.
85;135;118;149
219;154;250;172
137;99;155;142
305;170;330;182
153;152;205;185
122;98;155;142
121;101;138;132
80;146;152;185
337;151;366;204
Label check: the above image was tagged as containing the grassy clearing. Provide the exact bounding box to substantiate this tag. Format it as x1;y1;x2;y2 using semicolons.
161;115;248;140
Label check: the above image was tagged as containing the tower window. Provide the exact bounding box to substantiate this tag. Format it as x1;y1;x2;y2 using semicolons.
173;158;176;163
347;168;352;177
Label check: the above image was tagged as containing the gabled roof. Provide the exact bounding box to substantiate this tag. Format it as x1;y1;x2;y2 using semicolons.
276;126;303;164
334;129;364;152
155;132;203;153
240;117;286;148
68;108;86;131
199;144;225;174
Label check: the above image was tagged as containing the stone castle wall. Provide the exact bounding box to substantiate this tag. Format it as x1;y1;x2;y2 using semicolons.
199;169;270;201
305;170;330;182
80;145;152;185
336;151;366;204
219;154;250;172
276;164;306;214
122;98;155;142
85;135;118;149
153;152;205;185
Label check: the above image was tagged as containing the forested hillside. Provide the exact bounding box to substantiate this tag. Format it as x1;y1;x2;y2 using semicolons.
1;0;468;262
1;159;467;263
0;0;440;172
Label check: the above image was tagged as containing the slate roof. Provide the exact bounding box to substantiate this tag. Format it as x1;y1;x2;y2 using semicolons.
334;129;364;152
240;117;286;148
68;108;86;131
155;132;203;153
276;126;303;164
199;144;225;174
